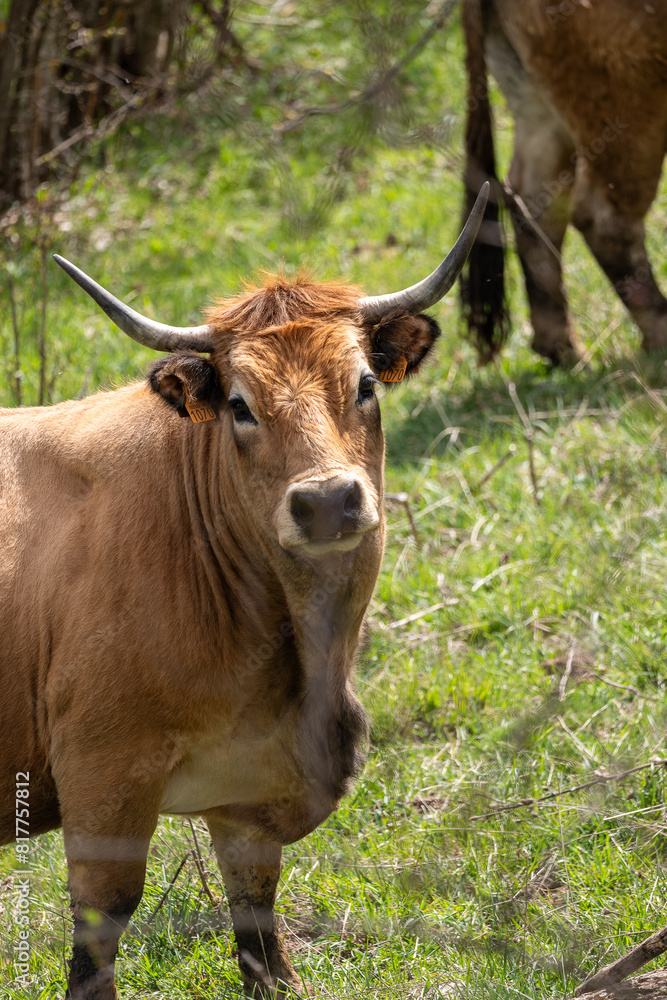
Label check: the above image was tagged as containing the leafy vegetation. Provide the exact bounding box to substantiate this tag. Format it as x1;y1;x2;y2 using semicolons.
2;3;667;998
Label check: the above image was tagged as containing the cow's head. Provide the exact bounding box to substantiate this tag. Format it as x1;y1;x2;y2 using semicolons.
54;186;487;576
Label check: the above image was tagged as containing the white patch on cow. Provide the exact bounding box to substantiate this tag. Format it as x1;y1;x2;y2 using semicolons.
159;709;302;814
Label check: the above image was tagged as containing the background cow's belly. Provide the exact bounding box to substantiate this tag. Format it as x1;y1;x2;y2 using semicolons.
160;720;300;815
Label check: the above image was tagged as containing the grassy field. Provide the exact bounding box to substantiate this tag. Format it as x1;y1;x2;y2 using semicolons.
2;4;667;998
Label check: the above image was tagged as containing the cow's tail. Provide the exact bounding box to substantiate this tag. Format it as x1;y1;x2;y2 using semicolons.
459;0;510;361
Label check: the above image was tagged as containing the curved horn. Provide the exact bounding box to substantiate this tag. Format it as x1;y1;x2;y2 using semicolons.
359;181;490;322
53;255;215;353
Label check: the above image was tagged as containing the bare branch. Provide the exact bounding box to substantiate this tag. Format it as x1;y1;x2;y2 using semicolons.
471;759;667;821
575;924;667;996
278;0;458;134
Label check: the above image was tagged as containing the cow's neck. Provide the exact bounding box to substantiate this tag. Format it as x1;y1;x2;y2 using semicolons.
179;426;372;674
178;426;284;634
279;555;371;809
178;428;372;822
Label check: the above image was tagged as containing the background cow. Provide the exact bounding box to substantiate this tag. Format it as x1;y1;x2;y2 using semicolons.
0;188;485;1000
460;0;667;365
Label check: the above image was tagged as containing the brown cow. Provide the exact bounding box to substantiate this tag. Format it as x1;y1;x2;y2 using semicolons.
0;187;486;1000
460;0;667;365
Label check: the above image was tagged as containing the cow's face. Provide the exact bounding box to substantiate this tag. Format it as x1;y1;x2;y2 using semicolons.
148;285;439;568
223;320;384;560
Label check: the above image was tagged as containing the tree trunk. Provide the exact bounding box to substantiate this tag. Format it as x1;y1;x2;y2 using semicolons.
0;0;189;208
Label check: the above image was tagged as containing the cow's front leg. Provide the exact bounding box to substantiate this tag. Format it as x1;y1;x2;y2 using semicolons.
206;815;300;997
58;777;161;1000
66;852;149;1000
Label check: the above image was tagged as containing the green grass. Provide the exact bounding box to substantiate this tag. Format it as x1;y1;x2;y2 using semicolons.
2;6;667;998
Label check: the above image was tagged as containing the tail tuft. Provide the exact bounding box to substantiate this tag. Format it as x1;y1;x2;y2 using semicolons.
459;0;510;361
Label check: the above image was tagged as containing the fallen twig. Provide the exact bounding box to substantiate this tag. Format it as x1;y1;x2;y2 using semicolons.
590;669;661;704
471;759;667;821
144;851;191;925
188;818;224;915
575;923;667;996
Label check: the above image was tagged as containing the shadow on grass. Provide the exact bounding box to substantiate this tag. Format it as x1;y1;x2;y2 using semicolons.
385;351;667;466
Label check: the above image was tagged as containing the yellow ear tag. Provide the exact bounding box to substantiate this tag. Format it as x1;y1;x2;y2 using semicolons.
185;398;216;423
378;358;408;384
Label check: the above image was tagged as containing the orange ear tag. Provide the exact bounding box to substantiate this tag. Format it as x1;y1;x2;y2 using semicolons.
378;358;408;384
185;398;216;423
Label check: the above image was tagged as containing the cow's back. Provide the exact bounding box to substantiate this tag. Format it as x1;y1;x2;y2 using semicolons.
493;0;667;160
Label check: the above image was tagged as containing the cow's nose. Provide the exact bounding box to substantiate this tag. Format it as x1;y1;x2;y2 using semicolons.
290;480;362;540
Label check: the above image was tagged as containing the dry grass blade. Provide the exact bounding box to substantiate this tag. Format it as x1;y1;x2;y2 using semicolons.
475;443;517;490
382;600;459;630
558;647;576;701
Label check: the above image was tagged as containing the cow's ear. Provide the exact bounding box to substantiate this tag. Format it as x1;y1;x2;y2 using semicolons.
369;312;441;384
148;352;223;417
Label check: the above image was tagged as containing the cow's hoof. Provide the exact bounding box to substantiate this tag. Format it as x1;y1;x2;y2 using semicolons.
242;973;306;998
641;336;667;354
531;334;586;368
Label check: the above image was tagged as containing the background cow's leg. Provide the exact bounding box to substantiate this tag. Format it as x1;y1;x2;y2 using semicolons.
59;781;161;1000
486;25;582;365
206;815;300;996
507;116;582;365
572;163;667;353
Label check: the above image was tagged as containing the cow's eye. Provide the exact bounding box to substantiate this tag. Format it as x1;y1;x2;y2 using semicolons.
228;396;257;425
357;374;378;405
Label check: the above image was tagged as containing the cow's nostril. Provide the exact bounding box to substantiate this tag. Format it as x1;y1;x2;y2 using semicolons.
343;481;362;519
290;490;316;528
